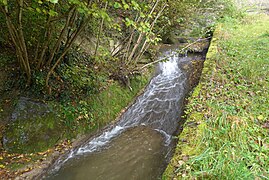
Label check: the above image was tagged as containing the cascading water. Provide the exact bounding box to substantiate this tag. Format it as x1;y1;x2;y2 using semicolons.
43;46;206;180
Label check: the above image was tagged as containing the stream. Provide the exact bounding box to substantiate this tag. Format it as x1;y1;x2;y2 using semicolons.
43;45;207;180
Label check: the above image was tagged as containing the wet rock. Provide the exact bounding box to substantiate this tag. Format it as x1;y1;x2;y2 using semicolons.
187;40;210;53
162;32;178;44
3;97;62;153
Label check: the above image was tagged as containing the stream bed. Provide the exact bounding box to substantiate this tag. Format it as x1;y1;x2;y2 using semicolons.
43;44;207;180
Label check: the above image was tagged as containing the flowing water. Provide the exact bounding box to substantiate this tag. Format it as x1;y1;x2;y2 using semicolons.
44;46;206;180
48;127;166;180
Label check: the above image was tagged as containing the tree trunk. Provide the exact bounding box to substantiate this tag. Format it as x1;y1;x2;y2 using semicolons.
1;2;31;85
47;6;76;66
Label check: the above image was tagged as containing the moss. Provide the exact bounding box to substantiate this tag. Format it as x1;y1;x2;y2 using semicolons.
191;83;201;97
4;112;62;153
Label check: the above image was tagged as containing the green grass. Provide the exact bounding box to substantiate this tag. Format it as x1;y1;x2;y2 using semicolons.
89;74;151;127
163;14;269;179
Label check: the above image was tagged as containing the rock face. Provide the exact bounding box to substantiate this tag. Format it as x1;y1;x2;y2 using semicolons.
3;97;62;153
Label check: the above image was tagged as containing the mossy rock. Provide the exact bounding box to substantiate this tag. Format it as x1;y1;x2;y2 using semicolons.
188;41;210;53
3;97;62;153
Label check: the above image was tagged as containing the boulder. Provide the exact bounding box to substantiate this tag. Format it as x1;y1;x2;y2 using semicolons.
3;97;62;153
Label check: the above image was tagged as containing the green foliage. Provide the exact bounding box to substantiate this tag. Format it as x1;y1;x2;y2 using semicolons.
0;53;13;68
0;0;236;91
32;71;46;94
56;72;151;138
0;13;7;45
158;0;240;39
0;0;114;87
57;48;106;96
59;100;94;132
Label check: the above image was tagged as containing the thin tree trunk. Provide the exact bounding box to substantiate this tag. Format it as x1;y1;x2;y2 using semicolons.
134;3;168;63
94;2;108;57
123;13;141;61
65;9;78;46
47;6;76;66
111;36;129;57
127;32;144;63
124;29;135;61
127;0;160;63
36;16;53;69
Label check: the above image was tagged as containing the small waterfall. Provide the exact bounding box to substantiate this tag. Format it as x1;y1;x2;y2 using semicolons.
160;53;180;76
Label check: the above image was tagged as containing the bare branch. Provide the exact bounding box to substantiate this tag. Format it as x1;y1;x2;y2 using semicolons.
94;2;108;57
140;38;210;70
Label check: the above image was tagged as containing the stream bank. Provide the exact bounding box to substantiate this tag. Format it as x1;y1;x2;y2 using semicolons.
163;8;269;179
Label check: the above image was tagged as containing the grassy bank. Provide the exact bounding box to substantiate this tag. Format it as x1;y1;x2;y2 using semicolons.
163;13;269;179
57;73;152;138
